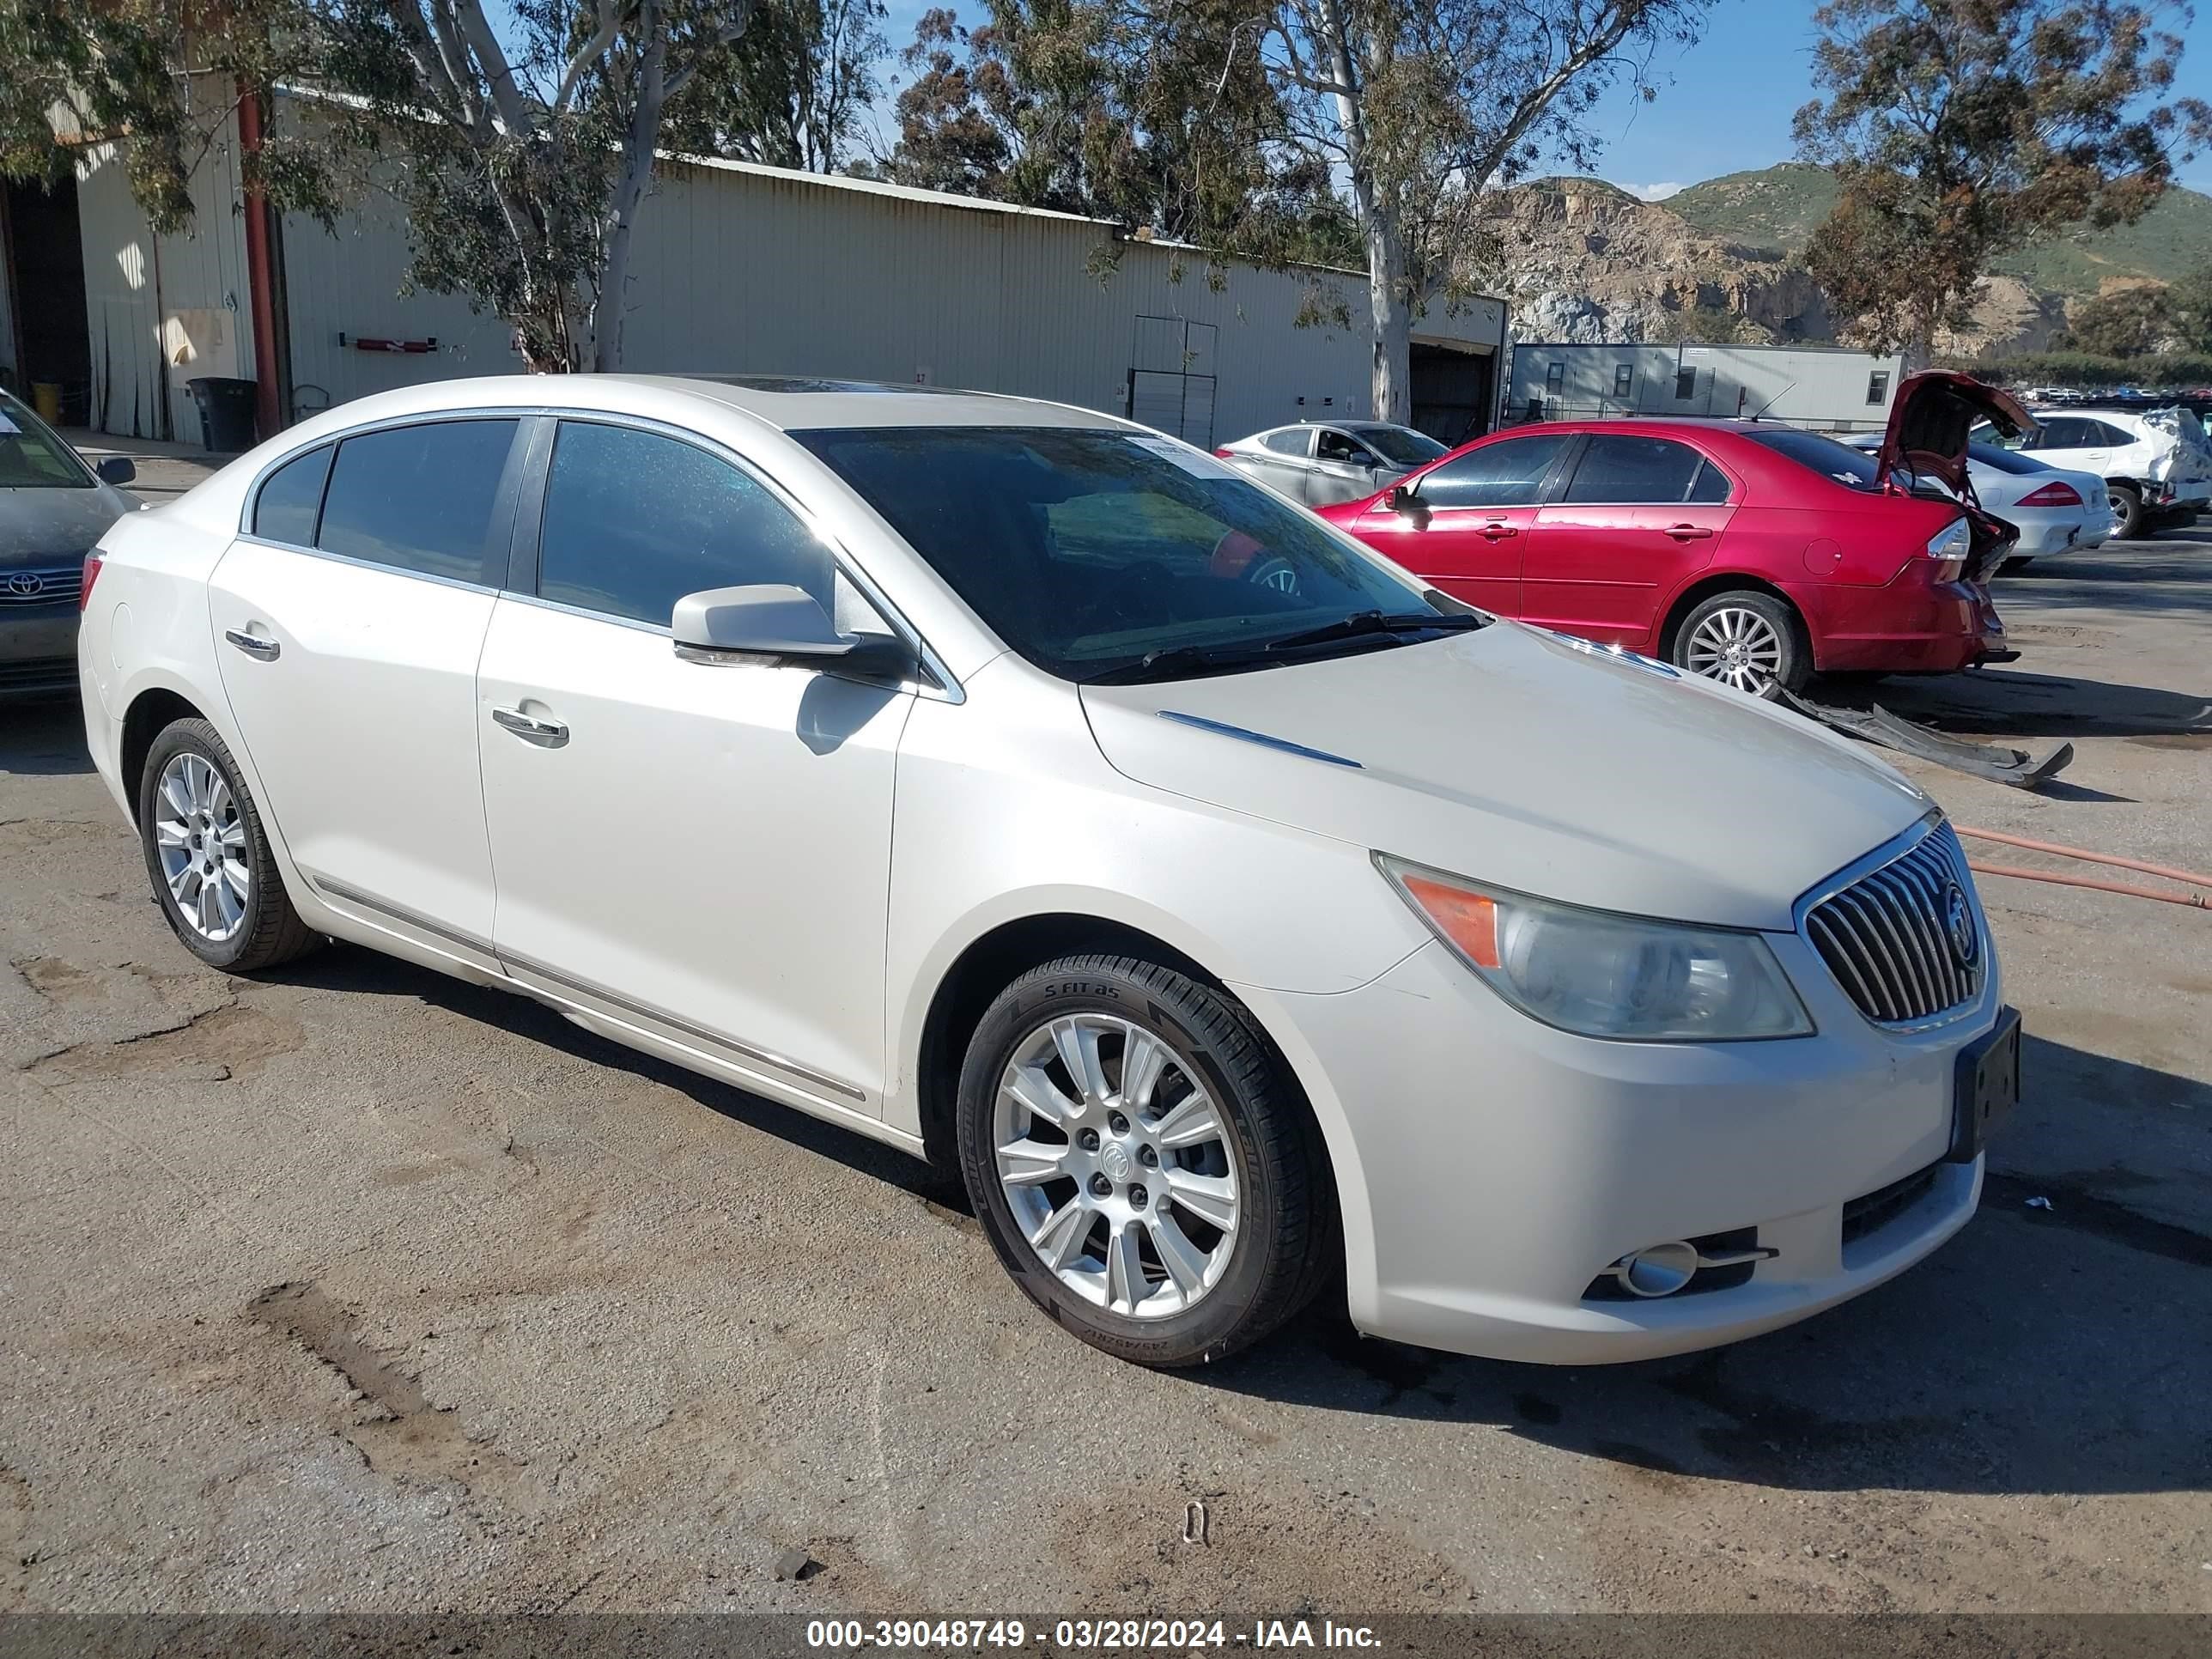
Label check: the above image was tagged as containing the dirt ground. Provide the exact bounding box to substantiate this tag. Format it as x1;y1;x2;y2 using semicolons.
2;500;2206;1618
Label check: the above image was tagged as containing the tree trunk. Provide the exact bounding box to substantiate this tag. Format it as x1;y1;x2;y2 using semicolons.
1364;204;1412;423
592;15;671;373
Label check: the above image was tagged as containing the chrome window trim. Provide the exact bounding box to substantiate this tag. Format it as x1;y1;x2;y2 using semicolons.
1791;811;1995;1036
234;403;963;704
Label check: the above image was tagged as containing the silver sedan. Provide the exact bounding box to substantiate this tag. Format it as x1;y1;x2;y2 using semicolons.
1215;421;1448;506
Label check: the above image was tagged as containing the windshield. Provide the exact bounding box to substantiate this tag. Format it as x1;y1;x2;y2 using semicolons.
1741;427;1882;491
797;426;1449;681
0;394;94;489
1352;425;1449;466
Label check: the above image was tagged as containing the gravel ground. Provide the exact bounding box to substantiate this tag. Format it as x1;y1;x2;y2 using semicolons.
2;494;2206;1617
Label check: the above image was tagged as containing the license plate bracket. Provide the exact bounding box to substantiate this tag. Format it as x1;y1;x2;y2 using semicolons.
1948;1006;2021;1163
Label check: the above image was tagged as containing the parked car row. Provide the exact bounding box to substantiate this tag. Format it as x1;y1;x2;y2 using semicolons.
1980;404;2212;539
83;372;2016;1370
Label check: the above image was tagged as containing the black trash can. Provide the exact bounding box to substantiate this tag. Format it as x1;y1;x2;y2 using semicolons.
186;377;259;453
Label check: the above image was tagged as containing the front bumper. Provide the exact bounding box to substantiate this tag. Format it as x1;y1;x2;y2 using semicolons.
0;610;81;697
1273;931;2000;1364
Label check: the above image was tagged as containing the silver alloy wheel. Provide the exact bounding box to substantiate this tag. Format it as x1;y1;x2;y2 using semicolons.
993;1012;1239;1321
1681;605;1784;694
153;752;250;943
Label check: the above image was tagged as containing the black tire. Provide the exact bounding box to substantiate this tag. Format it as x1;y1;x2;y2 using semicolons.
2107;483;2144;540
955;955;1334;1367
1668;589;1809;698
137;717;321;973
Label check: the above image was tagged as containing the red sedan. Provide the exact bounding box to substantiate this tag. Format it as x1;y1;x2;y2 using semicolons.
1316;372;2028;696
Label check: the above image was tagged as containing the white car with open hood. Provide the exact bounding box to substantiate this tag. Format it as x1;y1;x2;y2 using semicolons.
81;375;2018;1367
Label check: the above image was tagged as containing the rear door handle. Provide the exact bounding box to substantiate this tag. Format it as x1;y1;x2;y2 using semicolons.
1479;522;1519;540
491;706;569;747
223;628;280;661
1666;524;1715;541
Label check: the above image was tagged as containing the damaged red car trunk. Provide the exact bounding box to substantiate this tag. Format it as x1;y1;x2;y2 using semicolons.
1316;370;2033;696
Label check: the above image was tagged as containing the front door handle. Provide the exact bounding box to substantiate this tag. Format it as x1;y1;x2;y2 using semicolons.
1666;524;1716;541
223;628;281;661
1479;522;1519;540
491;706;569;747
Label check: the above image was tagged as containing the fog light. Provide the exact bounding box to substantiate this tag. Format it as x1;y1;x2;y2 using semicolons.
1614;1240;1699;1297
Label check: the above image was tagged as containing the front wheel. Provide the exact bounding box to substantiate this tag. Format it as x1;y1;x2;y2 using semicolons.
137;718;321;972
956;956;1333;1366
1670;590;1808;698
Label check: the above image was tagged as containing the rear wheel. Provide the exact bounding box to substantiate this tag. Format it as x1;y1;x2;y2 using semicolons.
2107;483;2144;540
956;955;1332;1366
1670;590;1808;699
137;719;320;973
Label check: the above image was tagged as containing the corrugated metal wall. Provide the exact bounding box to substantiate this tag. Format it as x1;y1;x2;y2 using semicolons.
273;152;1502;442
73;99;257;442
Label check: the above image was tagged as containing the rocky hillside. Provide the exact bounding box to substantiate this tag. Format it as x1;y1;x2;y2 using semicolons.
1474;178;1832;345
1480;164;2211;356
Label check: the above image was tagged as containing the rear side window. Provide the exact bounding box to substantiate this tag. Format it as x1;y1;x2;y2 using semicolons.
1741;427;1882;492
252;445;332;544
1417;434;1571;509
317;420;519;581
1261;429;1312;457
536;421;833;628
1562;434;1709;504
1687;462;1732;503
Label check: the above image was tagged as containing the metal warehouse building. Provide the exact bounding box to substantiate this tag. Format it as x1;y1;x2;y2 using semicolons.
1508;341;1908;434
2;101;1508;451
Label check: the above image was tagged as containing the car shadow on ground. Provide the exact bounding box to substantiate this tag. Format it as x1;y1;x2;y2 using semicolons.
0;696;96;775
1835;669;2212;744
268;940;2210;1500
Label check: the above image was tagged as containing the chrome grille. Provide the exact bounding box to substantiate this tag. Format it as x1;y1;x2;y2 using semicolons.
1805;822;1982;1025
0;566;84;606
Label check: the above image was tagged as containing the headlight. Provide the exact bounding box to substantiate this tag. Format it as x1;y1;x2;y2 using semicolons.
1376;855;1814;1041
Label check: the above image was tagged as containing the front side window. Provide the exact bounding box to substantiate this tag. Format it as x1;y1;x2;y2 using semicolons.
538;422;833;628
253;445;333;544
796;426;1445;682
1316;429;1370;464
0;392;94;489
1416;434;1571;509
317;420;520;581
1562;435;1710;504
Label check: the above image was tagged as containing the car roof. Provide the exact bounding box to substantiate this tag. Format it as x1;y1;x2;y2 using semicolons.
628;374;1131;432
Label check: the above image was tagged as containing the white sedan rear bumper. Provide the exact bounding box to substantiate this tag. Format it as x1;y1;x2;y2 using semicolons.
1269;936;1997;1364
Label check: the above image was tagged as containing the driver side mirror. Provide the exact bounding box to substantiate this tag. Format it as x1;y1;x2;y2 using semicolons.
1386;483;1420;514
96;456;137;485
672;584;912;678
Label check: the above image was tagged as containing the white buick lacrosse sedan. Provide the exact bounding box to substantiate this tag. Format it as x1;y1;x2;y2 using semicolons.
81;376;2018;1367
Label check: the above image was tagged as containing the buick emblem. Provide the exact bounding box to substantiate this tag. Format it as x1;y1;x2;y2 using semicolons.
6;572;43;598
1942;882;1978;968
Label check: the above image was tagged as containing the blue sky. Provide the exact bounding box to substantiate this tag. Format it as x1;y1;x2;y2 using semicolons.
870;0;2212;196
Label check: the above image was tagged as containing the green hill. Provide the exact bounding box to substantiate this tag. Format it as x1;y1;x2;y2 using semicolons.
1665;163;2212;297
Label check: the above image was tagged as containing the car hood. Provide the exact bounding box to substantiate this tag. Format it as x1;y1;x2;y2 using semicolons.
1079;624;1932;932
0;484;137;564
1879;372;2033;496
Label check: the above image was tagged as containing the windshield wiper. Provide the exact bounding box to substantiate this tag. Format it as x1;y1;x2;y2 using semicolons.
1083;641;1285;685
1260;609;1488;653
